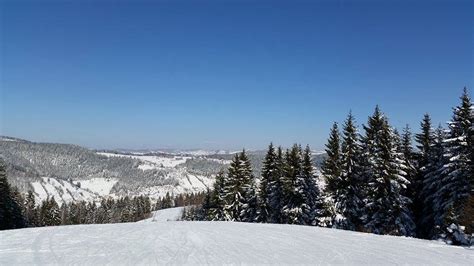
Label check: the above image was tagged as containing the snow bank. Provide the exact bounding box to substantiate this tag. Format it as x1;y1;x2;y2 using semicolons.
0;222;472;265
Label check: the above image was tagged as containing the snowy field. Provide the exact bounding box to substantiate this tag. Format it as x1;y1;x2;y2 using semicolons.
97;152;191;168
0;218;472;265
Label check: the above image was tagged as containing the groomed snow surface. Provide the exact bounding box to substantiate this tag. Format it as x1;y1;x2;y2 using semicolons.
1;208;472;265
140;207;184;222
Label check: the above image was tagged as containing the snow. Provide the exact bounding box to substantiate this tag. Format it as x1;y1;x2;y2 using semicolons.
0;221;472;265
0;137;17;142
97;152;190;168
73;178;118;196
140;207;184;222
31;177;101;205
138;168;214;199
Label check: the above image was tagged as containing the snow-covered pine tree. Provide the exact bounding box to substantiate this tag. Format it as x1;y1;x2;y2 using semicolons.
258;143;277;223
322;122;342;195
239;151;258;222
360;106;415;236
25;190;38;227
301;145;324;225
209;171;226;221
201;188;213;220
39;197;61;226
281;144;306;225
223;150;255;222
436;88;473;245
416;114;436;166
268;146;284;224
415;114;436;238
0;161;25;230
333;112;364;230
223;153;241;221
400;125;421;235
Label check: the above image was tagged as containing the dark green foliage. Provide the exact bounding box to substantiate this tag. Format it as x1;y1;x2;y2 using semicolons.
221;150;256;222
268;146;285;224
434;88;473;244
360;106;415;236
322;123;342;194
330;112;364;230
258;143;277;223
0;161;26;230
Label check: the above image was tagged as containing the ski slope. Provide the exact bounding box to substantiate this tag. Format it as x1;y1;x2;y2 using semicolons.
1;220;472;265
140;207;184;222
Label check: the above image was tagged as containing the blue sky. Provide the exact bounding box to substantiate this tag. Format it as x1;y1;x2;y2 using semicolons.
1;1;473;150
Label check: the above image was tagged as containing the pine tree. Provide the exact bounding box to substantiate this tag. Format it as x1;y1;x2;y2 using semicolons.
281;144;306;225
0;161;26;230
301;145;324;225
258;143;277;223
415;114;436;238
39;197;61;226
239;151;257;222
223;150;254;222
209;171;226;221
25;190;38;227
333;112;364;230
322;122;342;194
400;125;421;235
360;106;415;236
416;114;436;166
436;88;473;244
268;146;284;224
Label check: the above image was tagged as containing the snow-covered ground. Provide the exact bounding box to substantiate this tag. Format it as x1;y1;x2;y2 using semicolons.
0;220;472;265
31;177;101;205
97;152;190;168
73;178;118;196
140;207;184;222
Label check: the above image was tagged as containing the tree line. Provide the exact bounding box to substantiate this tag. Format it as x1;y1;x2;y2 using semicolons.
0;160;209;230
184;88;473;246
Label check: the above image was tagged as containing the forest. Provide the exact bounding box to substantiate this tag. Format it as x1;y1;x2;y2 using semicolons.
184;88;473;246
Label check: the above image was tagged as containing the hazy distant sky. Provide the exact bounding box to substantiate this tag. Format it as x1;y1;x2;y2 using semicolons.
1;0;473;150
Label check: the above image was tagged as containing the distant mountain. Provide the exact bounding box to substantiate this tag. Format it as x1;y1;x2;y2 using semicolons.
0;136;326;205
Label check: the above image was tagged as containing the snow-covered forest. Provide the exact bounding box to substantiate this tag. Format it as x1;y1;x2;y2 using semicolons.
0;88;472;250
183;88;473;246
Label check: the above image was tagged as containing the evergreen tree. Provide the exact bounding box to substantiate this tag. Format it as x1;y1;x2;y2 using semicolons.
416;114;435;166
268;146;284;224
0;161;26;230
258;143;277;223
360;106;415;236
322;122;342;194
10;187;26;228
422;125;446;238
223;150;254;222
201;189;213;220
39;197;61;226
281;145;306;225
239;151;257;222
415;114;436;238
209;171;226;221
436;88;473;244
400;125;421;235
24;190;38;227
333;112;364;230
301;145;324;225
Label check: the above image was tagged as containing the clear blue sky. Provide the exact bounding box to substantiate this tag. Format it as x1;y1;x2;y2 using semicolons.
1;0;473;150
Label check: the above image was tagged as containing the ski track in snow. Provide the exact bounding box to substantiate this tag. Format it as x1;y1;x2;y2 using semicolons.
1;219;472;265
